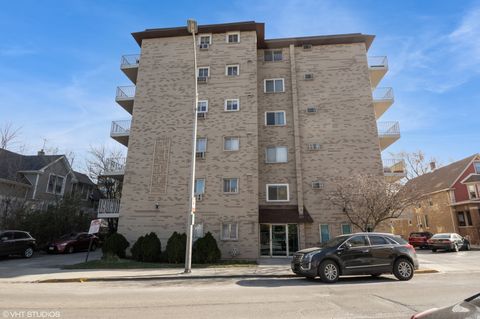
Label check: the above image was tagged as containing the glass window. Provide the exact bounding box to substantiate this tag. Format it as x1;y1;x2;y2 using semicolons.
198;67;209;77
227;33;239;43
265;111;285;126
47;175;55;193
468;185;477;199
424;215;429;228
347;235;368;247
223;178;238;193
197;100;208;113
224;137;239;151
466;211;473;226
193;223;204;240
221;223;238;240
320;224;330;243
196;138;207;152
13;232;29;239
264;50;282;62
266;147;287;163
267;184;289;201
225;99;239;111
475;162;480;173
265;79;284;93
195;179;205;194
369;235;388;246
47;175;64;195
226;65;239;76
457;212;466;226
341;224;352;235
199;35;211;45
1;232;14;240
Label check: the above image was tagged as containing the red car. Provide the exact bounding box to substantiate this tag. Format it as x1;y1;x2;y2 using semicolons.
47;232;98;254
408;232;433;249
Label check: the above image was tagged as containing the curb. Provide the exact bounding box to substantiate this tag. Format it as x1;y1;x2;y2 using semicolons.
414;269;439;274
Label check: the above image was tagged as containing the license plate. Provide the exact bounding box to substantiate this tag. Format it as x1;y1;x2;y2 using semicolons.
49;247;54;250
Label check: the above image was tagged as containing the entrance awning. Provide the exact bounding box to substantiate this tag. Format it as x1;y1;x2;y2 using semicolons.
259;205;313;223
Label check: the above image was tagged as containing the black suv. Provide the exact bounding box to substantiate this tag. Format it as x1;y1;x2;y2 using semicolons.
291;232;419;283
0;230;36;258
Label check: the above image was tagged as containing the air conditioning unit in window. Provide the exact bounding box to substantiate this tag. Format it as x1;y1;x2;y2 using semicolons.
195;194;204;201
199;43;209;50
308;143;321;151
196;151;206;159
312;181;324;189
303;44;312;50
197;76;208;84
197;112;207;119
304;73;314;80
306;107;317;113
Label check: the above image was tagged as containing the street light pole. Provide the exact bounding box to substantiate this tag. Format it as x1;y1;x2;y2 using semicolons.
185;19;198;273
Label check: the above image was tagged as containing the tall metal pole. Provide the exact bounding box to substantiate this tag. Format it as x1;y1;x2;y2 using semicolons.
185;19;198;273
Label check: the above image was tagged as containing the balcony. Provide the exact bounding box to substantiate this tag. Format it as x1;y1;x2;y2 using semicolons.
383;158;406;182
99;157;126;179
120;54;140;83
111;120;131;147
373;87;394;119
368;56;388;88
377;121;400;151
97;199;120;219
116;86;135;114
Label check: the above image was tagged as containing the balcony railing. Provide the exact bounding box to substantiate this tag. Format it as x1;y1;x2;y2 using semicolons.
377;121;400;136
111;120;131;136
116;86;135;100
97;199;120;218
104;157;126;175
121;54;140;68
368;56;388;69
383;159;406;174
373;87;394;101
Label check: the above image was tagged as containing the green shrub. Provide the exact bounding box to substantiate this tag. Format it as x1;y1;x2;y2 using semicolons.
166;232;186;263
142;232;162;262
193;232;221;264
130;235;145;261
102;233;129;258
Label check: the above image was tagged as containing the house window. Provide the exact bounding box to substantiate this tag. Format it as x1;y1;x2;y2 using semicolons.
197;100;208;113
224;99;239;111
194;178;205;195
320;224;330;243
416;215;422;227
47;174;65;195
223;178;239;193
424;215;429;228
226;32;240;43
265;147;287;163
224;137;240;151
264;79;284;93
226;65;239;76
193;223;204;240
197;67;209;78
312;181;324;189
341;224;352;235
457;212;467;226
199;35;211;45
475;162;480;173
196;138;207;158
307;143;321;151
264;50;283;62
467;184;478;199
221;223;238;240
266;184;289;201
265;111;286;126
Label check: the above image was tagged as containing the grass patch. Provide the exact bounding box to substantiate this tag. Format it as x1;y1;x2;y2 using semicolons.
63;258;257;270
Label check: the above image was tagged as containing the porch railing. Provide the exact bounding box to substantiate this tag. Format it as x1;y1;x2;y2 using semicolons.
121;54;140;67
368;56;388;68
377;121;400;136
97;199;120;218
383;158;406;174
111;120;131;136
105;157;126;173
373;87;394;101
116;86;135;100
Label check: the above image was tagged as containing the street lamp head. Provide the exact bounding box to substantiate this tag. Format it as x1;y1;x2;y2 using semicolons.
187;19;198;34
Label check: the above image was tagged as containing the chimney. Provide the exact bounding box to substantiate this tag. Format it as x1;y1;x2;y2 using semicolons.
37;149;45;156
429;161;436;171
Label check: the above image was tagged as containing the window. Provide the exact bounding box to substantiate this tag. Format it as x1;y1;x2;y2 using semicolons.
226;32;240;43
226;65;239;76
424;215;429;228
416;215;422;227
265;147;287;163
265;111;286;126
264;79;284;93
221;223;238;240
346;235;368;247
312;181;324;189
196;138;207;159
197;67;209;78
369;235;388;246
264;50;282;62
303;44;312;50
193;223;204;240
468;184;478;199
304;73;314;80
224;137;239;151
341;224;352;235
197;100;208;113
47;174;65;195
457;212;467;226
223;178;239;193
14;232;29;239
224;99;239;111
195;178;205;195
475;162;480;173
466;211;473;225
320;224;330;243
306;107;317;113
199;35;211;45
266;184;289;201
307;143;321;151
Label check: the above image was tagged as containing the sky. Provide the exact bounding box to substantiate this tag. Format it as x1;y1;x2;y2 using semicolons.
1;0;479;172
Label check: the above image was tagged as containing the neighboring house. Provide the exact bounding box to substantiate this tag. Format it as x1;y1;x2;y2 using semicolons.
102;21;405;259
0;148;96;213
393;154;480;244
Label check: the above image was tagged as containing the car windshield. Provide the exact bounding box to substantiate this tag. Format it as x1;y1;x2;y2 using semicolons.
410;233;426;237
432;234;450;239
320;236;349;248
60;233;77;240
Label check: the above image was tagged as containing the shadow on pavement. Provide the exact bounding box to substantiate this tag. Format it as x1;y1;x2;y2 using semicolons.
236;275;397;287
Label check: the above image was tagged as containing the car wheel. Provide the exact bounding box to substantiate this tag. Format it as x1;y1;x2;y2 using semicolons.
393;258;414;281
67;246;75;254
23;247;34;258
465;243;471;251
90;243;97;251
318;260;339;283
371;273;382;278
431;249;437;252
453;243;459;252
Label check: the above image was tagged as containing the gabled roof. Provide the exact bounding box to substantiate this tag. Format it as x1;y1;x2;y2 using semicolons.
73;171;95;186
406;154;479;196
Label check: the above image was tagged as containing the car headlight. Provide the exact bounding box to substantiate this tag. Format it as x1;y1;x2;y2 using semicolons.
303;251;317;263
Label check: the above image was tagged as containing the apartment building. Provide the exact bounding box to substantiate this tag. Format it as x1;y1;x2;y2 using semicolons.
100;21;404;259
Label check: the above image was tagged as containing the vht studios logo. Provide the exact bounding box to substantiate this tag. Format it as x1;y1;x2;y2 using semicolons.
2;310;61;318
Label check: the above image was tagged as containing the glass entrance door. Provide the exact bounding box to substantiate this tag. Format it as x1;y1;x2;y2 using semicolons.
272;225;287;256
260;224;298;257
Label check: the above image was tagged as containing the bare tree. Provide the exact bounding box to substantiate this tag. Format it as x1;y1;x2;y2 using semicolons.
326;174;421;232
394;150;442;180
0;122;22;150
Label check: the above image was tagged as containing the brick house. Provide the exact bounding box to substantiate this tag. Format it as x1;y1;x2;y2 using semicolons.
393;154;480;244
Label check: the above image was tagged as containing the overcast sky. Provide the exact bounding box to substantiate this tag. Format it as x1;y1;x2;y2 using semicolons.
1;0;479;172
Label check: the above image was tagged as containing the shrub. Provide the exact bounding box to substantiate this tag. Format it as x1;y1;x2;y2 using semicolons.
102;233;129;258
166;232;186;264
142;232;162;262
130;235;145;261
193;232;221;264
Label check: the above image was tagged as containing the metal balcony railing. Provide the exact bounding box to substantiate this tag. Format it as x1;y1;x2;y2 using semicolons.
116;86;135;100
97;199;121;218
368;56;388;69
383;159;406;174
377;121;400;136
121;54;140;67
111;120;131;136
373;87;394;101
105;157;126;173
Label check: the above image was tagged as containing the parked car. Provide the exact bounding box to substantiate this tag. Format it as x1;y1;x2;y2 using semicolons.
0;230;36;258
408;232;433;249
291;232;419;283
427;233;470;252
47;232;99;254
411;292;480;318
